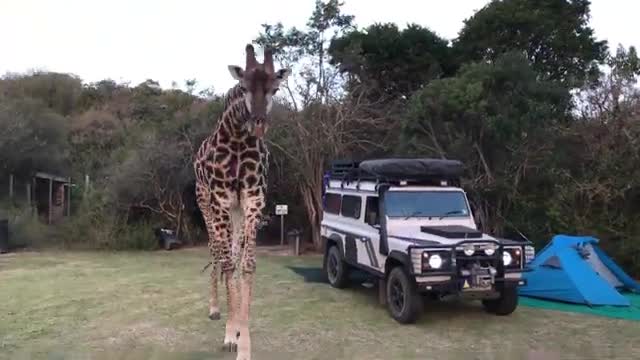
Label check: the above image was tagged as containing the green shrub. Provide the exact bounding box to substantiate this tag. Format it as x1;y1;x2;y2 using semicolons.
0;202;52;249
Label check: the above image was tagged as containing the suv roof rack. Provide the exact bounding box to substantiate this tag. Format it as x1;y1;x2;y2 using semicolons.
326;157;464;188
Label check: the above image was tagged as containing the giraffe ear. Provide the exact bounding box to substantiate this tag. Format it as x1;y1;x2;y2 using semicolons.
276;68;291;82
228;65;244;81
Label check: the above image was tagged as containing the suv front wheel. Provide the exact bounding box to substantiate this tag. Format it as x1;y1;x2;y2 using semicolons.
325;245;349;288
386;266;423;324
482;285;518;315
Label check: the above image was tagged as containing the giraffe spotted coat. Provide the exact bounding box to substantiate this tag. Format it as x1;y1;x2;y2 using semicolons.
192;44;289;360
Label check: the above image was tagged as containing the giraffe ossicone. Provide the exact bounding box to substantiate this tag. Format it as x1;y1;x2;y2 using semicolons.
193;44;290;360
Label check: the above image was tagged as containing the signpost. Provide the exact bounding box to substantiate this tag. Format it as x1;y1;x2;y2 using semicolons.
275;204;288;245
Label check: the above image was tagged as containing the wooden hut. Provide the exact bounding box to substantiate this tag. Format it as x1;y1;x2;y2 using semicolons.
32;172;72;224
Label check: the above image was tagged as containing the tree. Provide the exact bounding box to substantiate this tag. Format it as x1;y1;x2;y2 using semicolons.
329;22;456;101
106;94;221;243
254;0;358;249
453;0;608;87
401;52;571;237
255;0;354;109
576;44;640;121
266;98;390;249
0;71;83;116
546;44;640;274
0;98;70;180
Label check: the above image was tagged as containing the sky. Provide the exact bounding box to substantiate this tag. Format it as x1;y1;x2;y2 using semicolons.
1;0;638;94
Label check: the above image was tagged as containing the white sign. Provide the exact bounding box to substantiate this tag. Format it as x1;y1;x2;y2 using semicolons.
275;204;288;215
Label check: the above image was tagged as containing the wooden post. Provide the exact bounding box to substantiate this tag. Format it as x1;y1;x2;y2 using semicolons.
66;182;71;217
84;174;90;197
26;184;31;207
176;202;183;242
32;177;37;218
48;178;53;225
9;174;14;199
280;215;284;246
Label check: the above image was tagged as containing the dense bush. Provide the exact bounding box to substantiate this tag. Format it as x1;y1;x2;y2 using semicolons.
0;202;52;249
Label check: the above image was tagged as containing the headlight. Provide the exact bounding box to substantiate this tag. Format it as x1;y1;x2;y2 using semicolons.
503;251;513;266
483;243;497;256
428;254;443;269
420;251;450;272
462;243;475;256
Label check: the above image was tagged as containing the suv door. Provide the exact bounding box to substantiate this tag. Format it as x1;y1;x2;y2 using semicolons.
355;196;383;273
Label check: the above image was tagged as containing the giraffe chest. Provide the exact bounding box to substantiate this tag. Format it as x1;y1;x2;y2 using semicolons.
208;139;265;188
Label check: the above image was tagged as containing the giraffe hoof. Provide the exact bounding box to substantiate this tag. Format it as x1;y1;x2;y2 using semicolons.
208;312;221;320
222;342;238;352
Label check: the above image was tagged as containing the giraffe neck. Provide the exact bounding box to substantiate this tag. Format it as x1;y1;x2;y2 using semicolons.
213;83;250;138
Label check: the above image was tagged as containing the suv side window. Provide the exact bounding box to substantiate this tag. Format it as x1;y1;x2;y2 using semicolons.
324;193;341;214
365;196;379;226
341;195;361;219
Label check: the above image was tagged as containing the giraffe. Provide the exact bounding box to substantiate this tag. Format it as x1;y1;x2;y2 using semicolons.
193;44;290;360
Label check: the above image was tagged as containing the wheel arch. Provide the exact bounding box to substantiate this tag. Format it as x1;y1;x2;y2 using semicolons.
322;234;344;270
384;250;413;276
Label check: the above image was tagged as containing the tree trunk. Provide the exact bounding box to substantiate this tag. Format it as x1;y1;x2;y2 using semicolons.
301;184;323;251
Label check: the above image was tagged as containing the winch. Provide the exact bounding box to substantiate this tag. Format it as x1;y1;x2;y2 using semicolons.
461;263;497;290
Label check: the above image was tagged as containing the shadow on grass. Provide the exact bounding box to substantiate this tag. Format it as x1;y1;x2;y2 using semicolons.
285;264;497;326
286;265;371;284
286;265;326;283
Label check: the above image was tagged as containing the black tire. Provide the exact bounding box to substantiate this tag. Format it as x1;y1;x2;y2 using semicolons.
482;285;519;315
386;266;423;324
325;245;349;288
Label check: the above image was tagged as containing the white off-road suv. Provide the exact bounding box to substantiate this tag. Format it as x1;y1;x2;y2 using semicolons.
321;158;534;324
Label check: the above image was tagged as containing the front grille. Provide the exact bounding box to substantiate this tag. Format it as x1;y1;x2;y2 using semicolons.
455;251;499;268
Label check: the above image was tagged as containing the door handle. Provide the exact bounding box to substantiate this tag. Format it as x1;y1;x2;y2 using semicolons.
359;237;368;242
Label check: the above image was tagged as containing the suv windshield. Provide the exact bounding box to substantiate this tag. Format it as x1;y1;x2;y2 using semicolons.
385;190;470;219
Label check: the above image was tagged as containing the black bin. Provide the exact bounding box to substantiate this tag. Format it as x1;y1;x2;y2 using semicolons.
0;219;8;254
154;228;181;250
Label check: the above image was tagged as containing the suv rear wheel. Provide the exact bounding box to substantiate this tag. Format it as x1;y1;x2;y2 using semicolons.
325;245;349;288
386;266;423;324
482;285;518;315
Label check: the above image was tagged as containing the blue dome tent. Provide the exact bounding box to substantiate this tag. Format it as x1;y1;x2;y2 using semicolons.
520;235;640;306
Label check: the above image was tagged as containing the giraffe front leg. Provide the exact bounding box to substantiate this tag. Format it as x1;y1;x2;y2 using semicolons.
237;271;254;360
220;223;240;352
236;207;259;360
210;207;240;351
223;266;240;352
196;186;221;321
208;262;220;320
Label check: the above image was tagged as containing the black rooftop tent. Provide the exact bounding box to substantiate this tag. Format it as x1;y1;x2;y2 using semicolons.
327;158;465;187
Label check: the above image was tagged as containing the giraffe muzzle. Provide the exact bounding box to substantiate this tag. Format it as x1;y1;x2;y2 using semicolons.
248;118;267;138
254;124;265;138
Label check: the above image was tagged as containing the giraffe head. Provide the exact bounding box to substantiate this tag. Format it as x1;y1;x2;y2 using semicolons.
228;44;291;138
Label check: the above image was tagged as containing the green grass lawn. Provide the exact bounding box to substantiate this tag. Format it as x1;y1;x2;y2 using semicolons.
1;248;637;360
